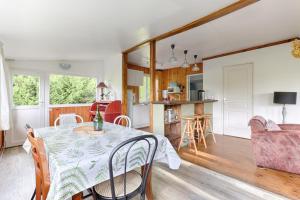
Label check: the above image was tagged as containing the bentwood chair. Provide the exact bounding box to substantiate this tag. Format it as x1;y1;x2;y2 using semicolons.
27;128;50;200
54;113;83;128
92;135;158;200
113;115;132;128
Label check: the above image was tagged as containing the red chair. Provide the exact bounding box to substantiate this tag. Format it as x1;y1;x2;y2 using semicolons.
89;102;108;121
103;100;122;123
89;101;121;123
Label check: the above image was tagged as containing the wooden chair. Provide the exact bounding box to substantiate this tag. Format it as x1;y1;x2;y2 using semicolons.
113;115;132;128
54;113;83;128
178;116;198;154
27;129;50;200
92;135;158;200
25;124;37;200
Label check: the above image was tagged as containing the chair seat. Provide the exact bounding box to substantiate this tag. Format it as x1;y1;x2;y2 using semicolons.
94;171;142;198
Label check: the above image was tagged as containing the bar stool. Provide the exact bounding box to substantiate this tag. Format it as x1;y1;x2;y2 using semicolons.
178;116;198;154
194;115;207;148
202;114;216;143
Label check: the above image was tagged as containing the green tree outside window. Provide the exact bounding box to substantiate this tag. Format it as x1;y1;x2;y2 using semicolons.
13;75;40;106
49;74;96;105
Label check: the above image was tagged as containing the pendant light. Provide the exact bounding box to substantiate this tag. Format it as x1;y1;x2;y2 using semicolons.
192;55;200;72
181;50;189;68
168;44;178;65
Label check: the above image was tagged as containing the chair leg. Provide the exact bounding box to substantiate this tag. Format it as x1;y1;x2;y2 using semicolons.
188;122;198;154
177;123;187;151
208;120;216;143
200;121;207;149
36;175;41;200
31;188;36;200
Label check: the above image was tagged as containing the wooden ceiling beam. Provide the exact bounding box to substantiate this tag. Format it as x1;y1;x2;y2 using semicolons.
123;0;260;54
203;37;299;61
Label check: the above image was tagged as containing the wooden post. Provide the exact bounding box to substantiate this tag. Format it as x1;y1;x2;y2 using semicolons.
149;40;156;132
0;131;4;153
122;53;128;115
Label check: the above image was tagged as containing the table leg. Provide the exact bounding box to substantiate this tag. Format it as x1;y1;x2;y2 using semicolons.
142;165;153;200
72;192;83;200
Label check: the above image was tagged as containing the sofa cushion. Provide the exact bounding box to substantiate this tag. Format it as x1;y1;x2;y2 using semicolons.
266;120;281;131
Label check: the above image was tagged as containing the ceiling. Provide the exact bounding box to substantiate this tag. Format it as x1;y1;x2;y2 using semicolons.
0;0;236;60
128;0;300;69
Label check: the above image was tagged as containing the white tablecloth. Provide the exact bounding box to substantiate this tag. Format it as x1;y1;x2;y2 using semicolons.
26;122;181;200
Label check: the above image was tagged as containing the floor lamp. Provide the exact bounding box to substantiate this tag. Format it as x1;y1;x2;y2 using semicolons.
273;92;297;124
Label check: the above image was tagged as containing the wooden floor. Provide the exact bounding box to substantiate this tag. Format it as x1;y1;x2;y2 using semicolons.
179;134;300;200
0;146;286;200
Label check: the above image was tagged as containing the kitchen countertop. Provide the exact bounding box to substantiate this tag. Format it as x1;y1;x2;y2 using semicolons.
152;99;218;105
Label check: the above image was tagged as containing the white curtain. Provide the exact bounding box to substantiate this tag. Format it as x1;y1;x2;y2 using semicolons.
0;42;10;130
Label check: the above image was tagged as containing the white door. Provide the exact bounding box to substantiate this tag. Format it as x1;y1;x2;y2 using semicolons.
9;70;45;146
223;63;253;139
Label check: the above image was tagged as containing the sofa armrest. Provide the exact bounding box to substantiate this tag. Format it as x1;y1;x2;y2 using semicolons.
278;124;300;131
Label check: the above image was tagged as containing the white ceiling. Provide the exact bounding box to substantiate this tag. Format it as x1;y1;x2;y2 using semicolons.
128;0;300;69
0;0;236;60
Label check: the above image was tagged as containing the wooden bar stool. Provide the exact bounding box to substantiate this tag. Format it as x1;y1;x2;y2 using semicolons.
194;115;207;148
203;114;216;143
178;116;198;154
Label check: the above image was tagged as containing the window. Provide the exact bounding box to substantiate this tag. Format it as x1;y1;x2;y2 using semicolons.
139;75;150;103
49;74;97;105
13;74;40;106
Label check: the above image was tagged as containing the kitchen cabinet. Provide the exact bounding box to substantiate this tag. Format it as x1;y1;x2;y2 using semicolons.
127;69;144;86
132;104;150;128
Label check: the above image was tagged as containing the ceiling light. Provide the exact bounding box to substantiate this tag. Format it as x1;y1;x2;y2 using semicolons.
192;55;200;72
168;44;178;65
59;63;71;70
292;39;300;58
181;50;190;68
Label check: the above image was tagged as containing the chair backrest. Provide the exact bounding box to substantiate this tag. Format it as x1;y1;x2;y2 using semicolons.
108;135;158;199
102;100;122;123
90;102;107;112
27;130;50;200
248;115;267;133
113;115;132;128
54;113;83;127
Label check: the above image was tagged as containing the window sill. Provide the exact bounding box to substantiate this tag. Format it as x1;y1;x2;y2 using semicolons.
48;103;93;108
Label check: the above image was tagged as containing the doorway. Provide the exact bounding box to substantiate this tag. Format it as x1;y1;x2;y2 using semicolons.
10;70;46;146
223;63;253;139
187;74;203;101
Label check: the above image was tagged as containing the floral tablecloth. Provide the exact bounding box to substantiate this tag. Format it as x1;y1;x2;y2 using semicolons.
31;122;181;200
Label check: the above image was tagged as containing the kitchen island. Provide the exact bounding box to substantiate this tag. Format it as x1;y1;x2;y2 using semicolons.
152;99;217;148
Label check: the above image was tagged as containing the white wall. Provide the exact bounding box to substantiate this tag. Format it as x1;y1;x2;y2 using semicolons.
103;53;123;100
204;42;300;135
7;60;104;79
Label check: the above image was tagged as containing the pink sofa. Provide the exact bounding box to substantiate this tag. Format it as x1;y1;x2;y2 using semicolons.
249;116;300;174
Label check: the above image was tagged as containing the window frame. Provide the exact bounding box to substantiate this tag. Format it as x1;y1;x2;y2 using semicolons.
10;70;44;110
139;74;150;103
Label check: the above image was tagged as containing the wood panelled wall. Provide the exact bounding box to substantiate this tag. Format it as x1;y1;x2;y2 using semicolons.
49;106;92;126
161;63;203;100
127;62;203;101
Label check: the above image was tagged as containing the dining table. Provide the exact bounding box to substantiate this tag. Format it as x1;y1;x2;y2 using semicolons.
24;122;181;200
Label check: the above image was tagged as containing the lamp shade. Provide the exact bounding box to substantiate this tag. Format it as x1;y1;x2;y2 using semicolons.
97;82;107;88
273;92;297;105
